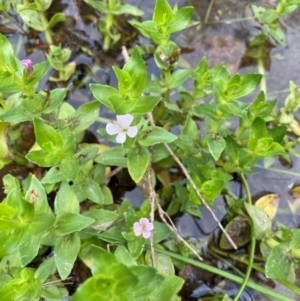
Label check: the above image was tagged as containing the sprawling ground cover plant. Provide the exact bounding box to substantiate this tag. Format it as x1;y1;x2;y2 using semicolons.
0;0;300;300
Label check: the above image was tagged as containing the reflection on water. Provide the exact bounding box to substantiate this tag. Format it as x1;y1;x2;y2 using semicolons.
2;0;300;300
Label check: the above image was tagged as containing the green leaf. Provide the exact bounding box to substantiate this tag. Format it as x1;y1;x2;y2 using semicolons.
43;87;69;114
152;143;171;162
3;174;20;194
194;102;218;120
169;68;194;89
267;125;287;143
0;190;35;256
46;12;66;29
18;4;44;31
0;122;13;168
130;96;162;114
33;118;63;152
146;248;175;274
245;203;272;240
25;174;50;212
18;232;43;266
127;146;150;183
60;156;80;181
153;221;171;243
0;268;42;301
207;133;226;161
111;95;140;115
41;286;68;301
71;100;100;134
80;179;105;204
123;46;147;98
0;34;17;73
41;166;65;184
25;60;50;87
251;92;277;119
0;74;20;94
53;212;95;236
131;265;165;300
260;9;279;23
70;272;135;301
148;272;184;301
113;66;131;95
0;105;31;123
90;246;138;300
114;245;137;266
139;126;177;146
82;0;107;14
35;257;56;283
225;135;240;162
26;149;63;167
200;179;224;201
116;4;144;16
28;211;55;235
181;115;198;139
91;245;117;275
290;229;300;249
168;7;194;34
153;0;173;28
231;73;262;100
90;84;120;111
265;244;294;281
254;138;286;157
54;232;81;280
218;102;243;117
128;235;145;259
84;209;118;231
220;216;251;250
267;25;286;47
55;181;79;214
248;117;267;151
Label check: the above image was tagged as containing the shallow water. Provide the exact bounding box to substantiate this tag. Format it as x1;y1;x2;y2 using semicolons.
2;0;300;300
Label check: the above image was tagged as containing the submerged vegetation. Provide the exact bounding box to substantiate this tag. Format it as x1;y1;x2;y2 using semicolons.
0;0;300;300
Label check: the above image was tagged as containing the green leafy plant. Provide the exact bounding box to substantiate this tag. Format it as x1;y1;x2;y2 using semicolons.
83;0;143;51
1;0;300;300
9;0;66;45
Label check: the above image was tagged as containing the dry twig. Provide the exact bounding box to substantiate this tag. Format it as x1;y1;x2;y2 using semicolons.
163;143;237;249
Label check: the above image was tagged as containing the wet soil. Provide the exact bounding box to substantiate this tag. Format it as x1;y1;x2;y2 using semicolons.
2;0;300;300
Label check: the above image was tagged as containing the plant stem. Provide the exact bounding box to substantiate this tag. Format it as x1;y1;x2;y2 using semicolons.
97;116;117;124
255;164;300;177
233;174;256;301
204;0;215;24
103;10;114;51
257;55;266;96
153;247;296;301
163;70;171;101
35;0;53;45
164;142;237;250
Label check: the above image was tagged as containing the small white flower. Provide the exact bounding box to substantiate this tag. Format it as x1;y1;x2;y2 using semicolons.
133;218;154;239
106;114;138;143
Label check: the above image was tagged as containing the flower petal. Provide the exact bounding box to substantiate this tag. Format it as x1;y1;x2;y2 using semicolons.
117;114;134;127
21;59;33;74
127;126;138;138
142;230;151;239
106;123;120;135
116;132;126;143
145;222;154;231
133;222;142;236
139;217;149;225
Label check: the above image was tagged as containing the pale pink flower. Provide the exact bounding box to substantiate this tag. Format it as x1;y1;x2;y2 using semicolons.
133;217;154;239
21;59;33;75
106;114;138;143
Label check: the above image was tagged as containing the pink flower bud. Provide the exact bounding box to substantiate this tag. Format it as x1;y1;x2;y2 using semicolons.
21;59;33;75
